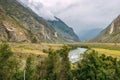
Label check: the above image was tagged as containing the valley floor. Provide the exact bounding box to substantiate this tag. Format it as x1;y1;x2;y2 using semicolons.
8;42;63;57
7;42;120;58
93;48;120;58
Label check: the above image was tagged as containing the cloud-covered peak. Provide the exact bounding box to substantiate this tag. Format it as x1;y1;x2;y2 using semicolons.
18;0;56;20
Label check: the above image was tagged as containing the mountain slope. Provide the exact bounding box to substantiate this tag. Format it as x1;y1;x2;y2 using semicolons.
0;0;79;43
90;15;120;43
48;17;80;42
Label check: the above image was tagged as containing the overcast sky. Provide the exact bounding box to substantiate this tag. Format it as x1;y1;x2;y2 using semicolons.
19;0;120;37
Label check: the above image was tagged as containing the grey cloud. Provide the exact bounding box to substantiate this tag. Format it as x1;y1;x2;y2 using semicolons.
53;2;80;15
18;0;56;20
54;0;120;34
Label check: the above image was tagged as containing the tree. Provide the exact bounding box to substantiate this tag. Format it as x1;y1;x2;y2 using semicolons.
25;56;37;80
0;42;13;63
58;46;72;80
37;46;72;80
73;50;120;80
0;42;17;80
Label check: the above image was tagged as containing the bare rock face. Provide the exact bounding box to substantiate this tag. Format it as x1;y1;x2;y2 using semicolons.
0;22;29;42
90;15;120;43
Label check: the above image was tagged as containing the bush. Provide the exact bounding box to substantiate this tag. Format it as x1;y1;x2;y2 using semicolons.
0;42;16;80
73;50;120;80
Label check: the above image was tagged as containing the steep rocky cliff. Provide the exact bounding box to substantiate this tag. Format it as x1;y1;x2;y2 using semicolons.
0;0;79;43
90;15;120;43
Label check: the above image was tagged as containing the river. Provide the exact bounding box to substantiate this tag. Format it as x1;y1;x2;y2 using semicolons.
68;48;87;63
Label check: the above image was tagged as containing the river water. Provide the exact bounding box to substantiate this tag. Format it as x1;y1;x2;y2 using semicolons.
68;48;87;63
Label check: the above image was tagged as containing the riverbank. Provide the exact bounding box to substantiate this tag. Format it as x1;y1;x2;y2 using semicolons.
68;48;87;63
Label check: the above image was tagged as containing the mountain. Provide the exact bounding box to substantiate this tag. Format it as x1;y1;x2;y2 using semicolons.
90;15;120;43
48;17;80;42
78;28;102;41
0;0;79;43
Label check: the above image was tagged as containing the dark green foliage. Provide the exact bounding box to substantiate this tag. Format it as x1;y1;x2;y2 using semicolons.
37;49;57;80
32;37;37;43
0;42;18;80
25;56;37;80
80;45;90;48
0;43;120;80
0;42;13;62
73;50;120;80
13;71;24;80
68;44;90;50
56;46;72;80
37;46;72;80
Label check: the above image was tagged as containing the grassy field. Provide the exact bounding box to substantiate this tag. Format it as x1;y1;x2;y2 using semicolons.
8;43;63;56
68;43;120;50
68;43;120;58
6;42;120;58
92;48;120;58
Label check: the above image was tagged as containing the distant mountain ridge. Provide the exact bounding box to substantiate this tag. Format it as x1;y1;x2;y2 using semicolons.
90;15;120;43
48;17;80;42
0;0;79;43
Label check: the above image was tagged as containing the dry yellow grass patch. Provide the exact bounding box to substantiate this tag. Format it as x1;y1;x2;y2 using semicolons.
92;48;120;58
12;48;45;54
8;42;63;56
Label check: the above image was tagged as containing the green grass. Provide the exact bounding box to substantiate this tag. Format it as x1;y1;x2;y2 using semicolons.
68;43;120;51
92;48;120;58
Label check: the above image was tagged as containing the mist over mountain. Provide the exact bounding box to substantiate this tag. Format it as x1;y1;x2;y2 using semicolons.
78;28;102;41
18;0;56;21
